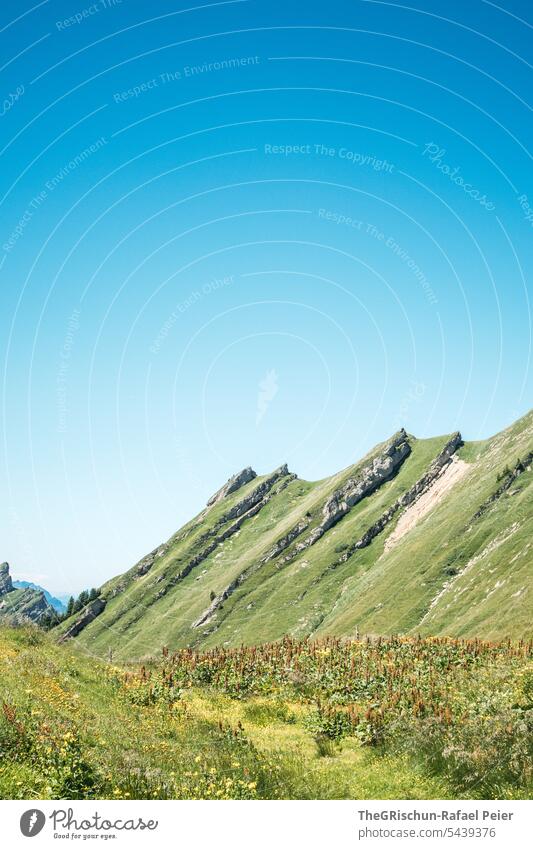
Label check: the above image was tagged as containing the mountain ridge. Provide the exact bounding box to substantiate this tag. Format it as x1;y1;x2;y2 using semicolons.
0;563;56;624
55;410;532;658
12;581;66;614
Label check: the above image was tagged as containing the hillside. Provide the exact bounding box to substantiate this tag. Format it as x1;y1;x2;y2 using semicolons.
0;563;55;625
57;411;533;660
1;626;531;800
12;581;66;614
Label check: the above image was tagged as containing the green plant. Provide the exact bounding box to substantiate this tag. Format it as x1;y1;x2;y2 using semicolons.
243;699;294;726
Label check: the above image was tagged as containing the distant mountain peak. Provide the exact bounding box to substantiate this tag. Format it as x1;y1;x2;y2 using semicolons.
0;562;57;624
12;580;66;614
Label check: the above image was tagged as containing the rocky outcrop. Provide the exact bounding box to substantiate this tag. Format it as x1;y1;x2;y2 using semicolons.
318;430;411;530
192;576;240;629
0;562;56;625
220;465;291;522
337;432;463;562
134;545;169;578
58;598;106;641
0;587;52;623
174;467;293;591
108;544;169;597
101;467;294;615
207;467;257;506
191;437;413;629
473;451;532;519
0;562;13;595
277;431;412;565
263;517;312;563
113;467;291;594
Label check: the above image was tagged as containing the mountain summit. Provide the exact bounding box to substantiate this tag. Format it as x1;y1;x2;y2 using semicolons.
57;411;533;659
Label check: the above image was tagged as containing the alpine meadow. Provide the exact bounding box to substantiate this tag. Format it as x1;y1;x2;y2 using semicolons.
1;410;532;801
1;0;532;819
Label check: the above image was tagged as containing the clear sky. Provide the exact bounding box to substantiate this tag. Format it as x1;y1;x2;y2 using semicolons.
0;0;531;595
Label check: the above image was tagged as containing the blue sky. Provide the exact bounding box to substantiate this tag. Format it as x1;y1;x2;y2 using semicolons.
0;0;531;595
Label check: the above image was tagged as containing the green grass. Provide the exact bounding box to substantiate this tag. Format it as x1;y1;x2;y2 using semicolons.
1;627;531;800
57;410;532;659
324;413;533;641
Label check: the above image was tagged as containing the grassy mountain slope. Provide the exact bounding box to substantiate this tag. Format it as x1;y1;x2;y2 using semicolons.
320;412;532;641
59;411;532;659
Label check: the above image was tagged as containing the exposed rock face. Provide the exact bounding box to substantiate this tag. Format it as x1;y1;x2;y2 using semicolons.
263;517;312;563
116;465;293;595
321;430;411;526
174;466;293;589
58;598;106;641
6;589;52;622
221;465;290;522
0;563;56;624
134;545;168;578
192;575;241;629
0;562;13;595
338;431;463;562
473;450;533;519
191;437;413;630
207;467;257;506
279;430;412;564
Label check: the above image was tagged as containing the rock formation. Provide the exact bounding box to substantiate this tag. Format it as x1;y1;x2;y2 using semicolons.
0;562;56;624
0;562;13;595
58;598;107;641
272;430;412;567
192;435;413;629
206;467;257;506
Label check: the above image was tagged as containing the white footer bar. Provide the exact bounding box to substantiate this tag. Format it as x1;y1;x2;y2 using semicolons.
2;799;531;848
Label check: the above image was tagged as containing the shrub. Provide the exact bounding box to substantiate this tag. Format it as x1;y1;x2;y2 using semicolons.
304;703;355;741
243;699;295;726
389;666;533;799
